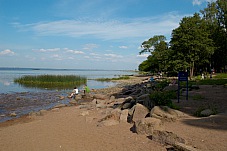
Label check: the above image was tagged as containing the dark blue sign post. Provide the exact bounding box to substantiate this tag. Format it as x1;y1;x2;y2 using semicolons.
178;71;188;103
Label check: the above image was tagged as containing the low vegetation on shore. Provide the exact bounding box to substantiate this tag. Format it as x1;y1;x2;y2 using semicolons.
14;75;87;89
94;76;130;81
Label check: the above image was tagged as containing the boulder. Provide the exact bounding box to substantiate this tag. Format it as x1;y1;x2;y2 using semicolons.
136;94;154;110
151;106;186;122
93;94;109;100
132;103;149;122
200;109;213;117
96;103;107;109
120;109;129;122
122;102;132;110
69;100;78;105
135;117;163;135
9;112;17;117
75;94;82;100
151;130;185;146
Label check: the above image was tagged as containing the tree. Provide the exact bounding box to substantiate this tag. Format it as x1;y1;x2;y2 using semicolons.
170;13;215;78
200;0;227;72
139;35;169;72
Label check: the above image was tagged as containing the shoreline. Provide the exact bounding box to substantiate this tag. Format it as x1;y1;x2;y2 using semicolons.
1;75;227;151
0;76;148;125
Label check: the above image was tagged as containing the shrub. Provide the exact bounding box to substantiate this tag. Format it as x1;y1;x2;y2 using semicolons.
150;90;177;108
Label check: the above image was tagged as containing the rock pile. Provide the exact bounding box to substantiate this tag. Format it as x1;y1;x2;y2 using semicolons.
67;79;199;150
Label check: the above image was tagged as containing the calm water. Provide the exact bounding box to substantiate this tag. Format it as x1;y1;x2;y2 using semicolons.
0;67;136;94
0;68;136;122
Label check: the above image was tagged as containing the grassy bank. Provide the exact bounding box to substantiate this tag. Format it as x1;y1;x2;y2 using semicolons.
94;76;130;81
14;75;87;89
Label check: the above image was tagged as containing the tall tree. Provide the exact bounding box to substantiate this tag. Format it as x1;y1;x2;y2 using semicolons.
200;0;227;72
139;35;168;72
170;13;215;78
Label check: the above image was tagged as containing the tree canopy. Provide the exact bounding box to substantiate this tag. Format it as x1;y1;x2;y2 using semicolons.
138;0;227;77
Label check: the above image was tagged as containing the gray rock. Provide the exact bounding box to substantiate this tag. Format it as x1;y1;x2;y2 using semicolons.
136;94;154;110
200;109;213;116
174;142;199;151
69;100;78;105
93;94;109;100
151;106;186;122
135;117;163;135
128;105;135;116
75;94;82;100
54;104;66;108
132;103;149;122
122;102;132;110
9;112;17;117
96;103;107;109
151;130;185;145
120;109;129;122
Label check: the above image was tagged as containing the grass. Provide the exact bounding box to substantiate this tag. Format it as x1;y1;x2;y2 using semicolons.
94;76;130;81
14;75;87;89
190;79;227;85
192;94;205;100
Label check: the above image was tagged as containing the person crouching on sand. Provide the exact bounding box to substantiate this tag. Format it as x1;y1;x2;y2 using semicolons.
70;86;79;99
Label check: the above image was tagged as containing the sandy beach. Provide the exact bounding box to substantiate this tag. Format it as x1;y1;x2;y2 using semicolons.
0;76;227;151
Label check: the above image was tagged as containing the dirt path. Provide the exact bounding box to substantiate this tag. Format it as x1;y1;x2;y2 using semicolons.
0;107;166;151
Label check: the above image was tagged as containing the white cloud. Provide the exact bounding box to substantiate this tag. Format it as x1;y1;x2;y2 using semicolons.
119;46;128;49
192;0;216;6
104;53;123;58
51;54;63;60
137;54;150;58
83;43;98;50
34;48;60;52
0;49;15;56
66;49;84;54
14;12;182;40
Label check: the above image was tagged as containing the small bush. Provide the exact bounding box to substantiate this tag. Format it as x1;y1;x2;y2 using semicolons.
155;80;170;91
150;90;176;108
194;104;217;117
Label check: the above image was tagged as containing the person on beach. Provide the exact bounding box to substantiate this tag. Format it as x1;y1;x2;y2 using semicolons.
83;85;90;94
70;86;79;98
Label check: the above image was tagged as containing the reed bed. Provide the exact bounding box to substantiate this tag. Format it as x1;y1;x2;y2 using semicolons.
14;75;87;89
94;76;130;81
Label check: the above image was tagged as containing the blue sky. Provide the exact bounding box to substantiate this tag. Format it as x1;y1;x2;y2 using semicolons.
0;0;215;70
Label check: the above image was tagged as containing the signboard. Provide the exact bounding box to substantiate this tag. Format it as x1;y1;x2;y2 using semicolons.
178;71;188;103
178;71;188;81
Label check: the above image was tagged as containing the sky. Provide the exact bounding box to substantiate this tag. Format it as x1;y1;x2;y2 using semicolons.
0;0;216;70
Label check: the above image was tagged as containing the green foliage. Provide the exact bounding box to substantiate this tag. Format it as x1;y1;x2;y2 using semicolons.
94;76;130;81
213;73;227;79
194;104;217;117
14;75;87;89
138;0;227;75
150;90;177;108
154;80;170;91
190;79;227;85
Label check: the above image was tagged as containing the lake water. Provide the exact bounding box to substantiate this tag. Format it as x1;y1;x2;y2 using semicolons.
0;67;136;94
0;68;137;122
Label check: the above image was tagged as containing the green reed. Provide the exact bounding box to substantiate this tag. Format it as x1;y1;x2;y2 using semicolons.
14;75;87;89
94;76;130;81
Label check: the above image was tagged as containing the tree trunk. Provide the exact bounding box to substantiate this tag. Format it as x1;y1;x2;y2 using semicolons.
190;61;195;79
